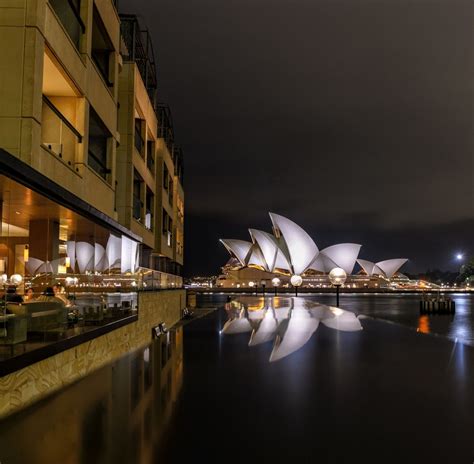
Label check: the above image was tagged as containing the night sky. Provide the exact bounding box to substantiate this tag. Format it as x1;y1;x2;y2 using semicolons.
120;0;473;276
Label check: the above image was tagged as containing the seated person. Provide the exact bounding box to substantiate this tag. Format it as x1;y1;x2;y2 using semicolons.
35;286;65;305
53;284;71;306
3;285;23;304
24;287;34;301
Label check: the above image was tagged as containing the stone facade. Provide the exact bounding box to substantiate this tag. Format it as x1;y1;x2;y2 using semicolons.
0;289;185;419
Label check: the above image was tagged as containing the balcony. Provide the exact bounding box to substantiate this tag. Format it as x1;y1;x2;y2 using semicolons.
120;15;158;106
41;96;82;168
49;0;85;49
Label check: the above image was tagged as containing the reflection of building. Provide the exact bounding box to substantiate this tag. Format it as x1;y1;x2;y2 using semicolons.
0;329;184;462
218;213;408;289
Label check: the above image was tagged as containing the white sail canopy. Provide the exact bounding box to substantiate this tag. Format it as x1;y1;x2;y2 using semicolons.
376;259;408;278
269;213;318;275
321;243;361;275
219;239;253;266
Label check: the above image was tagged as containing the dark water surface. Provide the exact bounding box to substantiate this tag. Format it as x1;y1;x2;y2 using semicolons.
201;292;474;345
1;295;474;463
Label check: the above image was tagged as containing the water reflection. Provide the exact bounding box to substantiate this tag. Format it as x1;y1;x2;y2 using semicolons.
222;297;363;362
0;326;183;464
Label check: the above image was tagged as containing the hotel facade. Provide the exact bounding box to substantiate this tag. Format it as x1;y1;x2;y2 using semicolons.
0;0;185;416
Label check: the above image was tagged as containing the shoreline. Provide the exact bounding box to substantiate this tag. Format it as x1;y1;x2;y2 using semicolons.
189;287;472;295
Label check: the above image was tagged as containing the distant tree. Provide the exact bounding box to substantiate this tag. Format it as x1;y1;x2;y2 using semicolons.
458;257;474;283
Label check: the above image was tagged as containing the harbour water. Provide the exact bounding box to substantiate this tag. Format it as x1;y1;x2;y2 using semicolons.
1;293;474;463
199;292;474;345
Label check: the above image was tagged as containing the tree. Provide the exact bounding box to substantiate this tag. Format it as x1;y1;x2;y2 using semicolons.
458;257;474;283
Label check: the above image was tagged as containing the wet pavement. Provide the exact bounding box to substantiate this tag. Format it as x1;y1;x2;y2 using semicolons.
1;296;474;463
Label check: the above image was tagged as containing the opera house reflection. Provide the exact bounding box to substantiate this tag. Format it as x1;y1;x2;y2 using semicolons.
0;326;183;464
222;297;363;362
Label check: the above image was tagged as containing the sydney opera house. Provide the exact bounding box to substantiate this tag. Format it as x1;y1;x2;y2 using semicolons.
218;213;409;289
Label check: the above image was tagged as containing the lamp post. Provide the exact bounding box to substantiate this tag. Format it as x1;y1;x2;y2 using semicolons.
329;267;347;307
260;279;266;296
272;277;281;296
248;281;255;295
290;274;303;297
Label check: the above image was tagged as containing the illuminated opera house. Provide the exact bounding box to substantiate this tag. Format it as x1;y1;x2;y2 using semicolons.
218;213;408;289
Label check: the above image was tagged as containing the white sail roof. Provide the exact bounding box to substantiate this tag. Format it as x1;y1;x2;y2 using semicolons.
308;253;338;273
321;243;362;275
247;246;268;270
376;259;408;278
357;258;408;278
248;229;279;272
357;259;376;276
219;239;253;266
269;213;319;275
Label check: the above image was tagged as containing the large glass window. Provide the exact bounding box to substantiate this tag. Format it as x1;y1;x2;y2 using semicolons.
0;174;144;364
91;7;114;86
133;170;143;221
146;140;155;173
135;119;144;156
49;0;85;49
88;108;110;180
145;188;154;231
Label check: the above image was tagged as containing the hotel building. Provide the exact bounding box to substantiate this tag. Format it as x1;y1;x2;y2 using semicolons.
0;0;185;417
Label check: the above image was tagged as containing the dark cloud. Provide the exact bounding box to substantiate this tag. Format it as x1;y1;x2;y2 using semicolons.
120;0;474;275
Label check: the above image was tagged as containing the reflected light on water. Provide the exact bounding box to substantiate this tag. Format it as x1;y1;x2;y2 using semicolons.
417;315;430;334
221;297;363;362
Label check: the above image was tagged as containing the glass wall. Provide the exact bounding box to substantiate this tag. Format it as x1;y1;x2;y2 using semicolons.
0;174;182;362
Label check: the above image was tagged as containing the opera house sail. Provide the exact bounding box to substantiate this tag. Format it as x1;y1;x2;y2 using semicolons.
218;213;408;289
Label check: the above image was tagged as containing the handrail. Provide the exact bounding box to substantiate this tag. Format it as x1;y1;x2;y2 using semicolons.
42;96;83;143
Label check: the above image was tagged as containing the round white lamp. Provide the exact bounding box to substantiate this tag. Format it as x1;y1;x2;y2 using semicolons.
290;274;303;296
272;277;281;296
328;267;347;307
248;281;255;288
10;274;23;285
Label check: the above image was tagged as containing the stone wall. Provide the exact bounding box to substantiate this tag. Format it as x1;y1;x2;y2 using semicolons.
0;289;185;419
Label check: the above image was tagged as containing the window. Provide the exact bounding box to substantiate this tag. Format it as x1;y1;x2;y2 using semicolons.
145;188;154;230
169;178;174;206
163;163;169;191
133;170;143;221
134;119;144;155
49;0;85;49
146;140;155;173
88;108;110;180
162;210;168;234
91;7;114;86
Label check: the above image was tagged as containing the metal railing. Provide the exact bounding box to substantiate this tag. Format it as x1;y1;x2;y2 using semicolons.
41;96;82;166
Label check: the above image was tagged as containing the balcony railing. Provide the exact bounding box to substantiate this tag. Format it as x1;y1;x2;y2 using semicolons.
49;0;85;49
41;96;82;167
133;195;142;221
120;15;158;106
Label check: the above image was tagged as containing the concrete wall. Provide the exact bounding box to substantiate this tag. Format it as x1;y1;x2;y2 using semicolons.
0;289;185;419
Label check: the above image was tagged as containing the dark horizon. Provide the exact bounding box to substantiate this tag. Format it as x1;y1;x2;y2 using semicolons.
121;0;474;277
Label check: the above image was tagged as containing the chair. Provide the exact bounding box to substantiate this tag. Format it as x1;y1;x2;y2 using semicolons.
9;302;67;332
0;313;28;345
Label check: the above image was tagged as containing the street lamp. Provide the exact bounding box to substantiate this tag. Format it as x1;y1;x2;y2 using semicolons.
329;267;347;307
272;277;281;296
290;274;303;296
260;279;266;295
